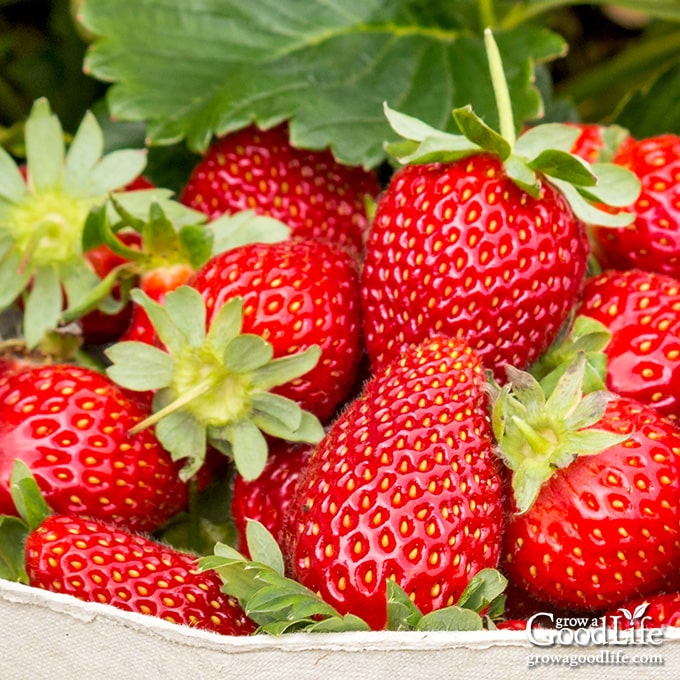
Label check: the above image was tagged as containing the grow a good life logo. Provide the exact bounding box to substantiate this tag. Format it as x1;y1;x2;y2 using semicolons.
524;603;666;669
526;603;664;647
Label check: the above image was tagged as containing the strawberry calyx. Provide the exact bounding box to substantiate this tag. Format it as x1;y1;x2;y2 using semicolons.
382;29;640;229
0;460;52;583
105;286;325;482
489;352;630;514
200;520;508;633
529;314;611;397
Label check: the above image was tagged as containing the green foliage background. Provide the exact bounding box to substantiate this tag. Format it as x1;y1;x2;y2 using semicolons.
1;1;680;190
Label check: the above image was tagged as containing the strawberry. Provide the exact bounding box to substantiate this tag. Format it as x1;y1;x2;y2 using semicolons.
360;33;639;377
0;362;188;532
231;441;314;556
25;514;256;635
80;230;142;344
574;268;680;420
496;358;680;612
282;335;505;631
188;237;363;423
590;134;680;278
564;122;632;164
604;592;680;629
179;123;381;259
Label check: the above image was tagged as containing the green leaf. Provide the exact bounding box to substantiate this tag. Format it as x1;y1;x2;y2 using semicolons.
24;98;65;193
455;568;508;613
106;341;176;390
81;0;565;167
9;460;51;531
23;265;62;348
223;335;274;373
0;515;29;583
245;520;285;575
110;188;206;229
230;420;269;481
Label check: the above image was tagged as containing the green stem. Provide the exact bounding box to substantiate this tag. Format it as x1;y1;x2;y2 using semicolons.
129;379;214;434
484;28;515;146
500;0;582;30
478;0;497;28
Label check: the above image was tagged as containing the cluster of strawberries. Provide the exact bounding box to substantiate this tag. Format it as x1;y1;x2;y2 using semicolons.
3;43;680;636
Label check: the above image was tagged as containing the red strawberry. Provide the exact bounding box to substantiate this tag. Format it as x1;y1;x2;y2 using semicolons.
189;237;363;423
574;268;680;420
80;230;142;344
180;124;381;259
604;592;680;629
360;36;638;378
231;441;313;556
361;153;589;375
590;134;680;277
0;363;188;532
501;391;680;612
25;514;255;636
282;335;505;631
565;122;632;164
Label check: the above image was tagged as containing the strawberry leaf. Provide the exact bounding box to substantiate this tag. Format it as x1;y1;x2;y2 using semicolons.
386;579;422;631
9;460;51;531
80;0;565;167
209;211;290;254
245;519;285;575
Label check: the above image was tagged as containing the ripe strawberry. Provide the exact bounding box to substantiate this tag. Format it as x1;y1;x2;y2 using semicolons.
590;134;680;277
189;237;363;423
80;230;142;344
500;387;680;611
360;35;638;377
604;592;680;629
574;268;680;420
180;124;381;259
231;441;314;556
0;362;188;532
25;514;256;636
565;122;632;164
282;335;505;631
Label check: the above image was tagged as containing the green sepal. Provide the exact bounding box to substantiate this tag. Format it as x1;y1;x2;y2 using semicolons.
25;98;65;193
63;110;105;197
528;149;596;187
0;249;31;309
106;341;176;391
105;285;323;481
23;265;62;349
179;223;214;269
201;527;366;634
452;106;511;160
0;516;30;583
230;420;269;481
0;146;29;203
576;162;641;209
513;123;580;157
530;314;611;397
386;568;508;632
10;460;51;531
492;352;631;514
245;519;285;575
209;210;291;254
